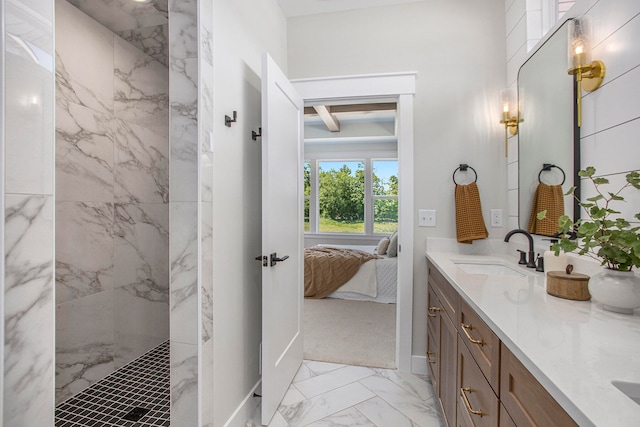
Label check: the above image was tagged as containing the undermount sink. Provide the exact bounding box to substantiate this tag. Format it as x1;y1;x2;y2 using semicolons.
452;260;526;277
612;380;640;406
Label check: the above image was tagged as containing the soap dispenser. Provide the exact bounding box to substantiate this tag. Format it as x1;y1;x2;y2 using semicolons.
543;238;567;272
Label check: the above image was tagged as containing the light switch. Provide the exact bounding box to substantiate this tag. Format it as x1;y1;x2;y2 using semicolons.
419;209;436;227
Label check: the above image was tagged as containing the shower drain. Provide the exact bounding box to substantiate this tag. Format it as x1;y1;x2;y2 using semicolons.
123;407;151;421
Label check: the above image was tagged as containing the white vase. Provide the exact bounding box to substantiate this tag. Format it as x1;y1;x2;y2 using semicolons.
588;268;640;314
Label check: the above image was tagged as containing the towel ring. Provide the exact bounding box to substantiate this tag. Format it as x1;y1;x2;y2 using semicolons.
538;163;565;185
453;164;477;185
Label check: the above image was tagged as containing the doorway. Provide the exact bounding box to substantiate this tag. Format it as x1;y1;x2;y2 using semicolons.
292;72;416;373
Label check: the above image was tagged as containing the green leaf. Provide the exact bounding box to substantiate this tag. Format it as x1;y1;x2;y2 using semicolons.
587;194;604;202
579;167;596;177
593;177;610;185
536;210;547;220
564;186;577;196
608;192;625;201
578;222;598;236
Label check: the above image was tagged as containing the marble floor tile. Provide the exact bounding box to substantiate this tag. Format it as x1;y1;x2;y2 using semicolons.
250;360;444;427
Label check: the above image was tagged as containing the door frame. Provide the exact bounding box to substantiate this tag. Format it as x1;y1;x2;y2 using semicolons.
292;72;416;372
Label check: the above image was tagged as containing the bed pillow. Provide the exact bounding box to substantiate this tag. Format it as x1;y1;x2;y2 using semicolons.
376;237;390;255
387;231;399;257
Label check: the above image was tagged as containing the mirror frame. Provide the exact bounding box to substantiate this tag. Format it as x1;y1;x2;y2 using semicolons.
517;18;581;234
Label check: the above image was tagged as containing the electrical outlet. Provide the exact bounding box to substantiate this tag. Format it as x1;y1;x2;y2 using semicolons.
491;209;503;227
419;209;436;227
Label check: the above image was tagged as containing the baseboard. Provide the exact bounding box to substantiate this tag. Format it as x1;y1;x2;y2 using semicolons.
223;380;262;427
411;355;430;376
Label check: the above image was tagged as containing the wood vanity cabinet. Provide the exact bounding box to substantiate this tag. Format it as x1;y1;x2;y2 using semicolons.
427;263;578;427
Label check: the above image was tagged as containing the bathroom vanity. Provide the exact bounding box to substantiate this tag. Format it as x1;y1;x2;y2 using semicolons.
426;251;640;427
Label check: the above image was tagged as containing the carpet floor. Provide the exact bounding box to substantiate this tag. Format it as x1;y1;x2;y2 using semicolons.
303;298;396;369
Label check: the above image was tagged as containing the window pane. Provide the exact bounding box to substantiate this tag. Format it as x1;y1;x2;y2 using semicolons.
304;162;311;196
373;160;398;196
304;198;310;231
374;198;398;234
318;161;364;233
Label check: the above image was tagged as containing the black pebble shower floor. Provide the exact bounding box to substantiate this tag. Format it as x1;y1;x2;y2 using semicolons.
55;340;170;427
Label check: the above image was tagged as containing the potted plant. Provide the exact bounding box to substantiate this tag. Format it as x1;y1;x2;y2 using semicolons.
538;166;640;313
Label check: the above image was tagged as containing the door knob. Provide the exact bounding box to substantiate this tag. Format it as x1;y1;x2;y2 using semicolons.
270;253;289;267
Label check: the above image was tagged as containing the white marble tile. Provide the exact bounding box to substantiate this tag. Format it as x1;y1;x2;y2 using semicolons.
281;385;307;406
4;195;55;427
67;0;167;33
171;341;199;427
202;338;215;427
303;360;346;376
56;202;114;304
114;203;169;294
114;37;169;133
359;374;443;427
279;382;375;426
294;362;318;383
295;365;375;399
55;100;114;202
169;0;198;59
307;407;376;427
113;118;169;203
55;290;115;404
4;53;54;195
201;202;214;342
117;24;169;67
370;368;435;401
199;0;213;67
56;0;114;115
170;57;198;202
355;396;422;427
170;202;199;344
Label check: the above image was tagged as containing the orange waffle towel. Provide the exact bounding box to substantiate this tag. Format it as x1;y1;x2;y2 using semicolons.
528;183;564;237
455;182;488;244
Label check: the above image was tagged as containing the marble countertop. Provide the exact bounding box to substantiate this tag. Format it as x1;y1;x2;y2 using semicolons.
426;250;640;427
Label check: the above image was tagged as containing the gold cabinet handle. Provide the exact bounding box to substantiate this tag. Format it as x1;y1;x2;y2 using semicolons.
427;351;436;364
461;323;484;346
460;387;484;417
428;306;442;317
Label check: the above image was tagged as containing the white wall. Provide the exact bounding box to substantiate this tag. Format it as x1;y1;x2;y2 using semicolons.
288;0;507;358
211;0;287;425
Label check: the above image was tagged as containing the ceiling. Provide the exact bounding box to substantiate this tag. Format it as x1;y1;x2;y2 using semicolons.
276;0;425;18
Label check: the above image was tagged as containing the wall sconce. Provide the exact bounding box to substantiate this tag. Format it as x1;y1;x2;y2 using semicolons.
499;89;521;157
567;17;606;127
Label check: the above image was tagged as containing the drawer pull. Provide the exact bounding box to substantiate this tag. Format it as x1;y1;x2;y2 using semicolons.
460;387;484;417
427;351;436;364
428;306;442;317
461;323;484;346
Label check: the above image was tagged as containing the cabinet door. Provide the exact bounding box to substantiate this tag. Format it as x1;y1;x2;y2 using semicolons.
427;324;440;395
459;298;500;393
430;265;458;321
499;404;516;427
500;343;578;427
440;309;458;427
428;284;442;342
458;337;499;427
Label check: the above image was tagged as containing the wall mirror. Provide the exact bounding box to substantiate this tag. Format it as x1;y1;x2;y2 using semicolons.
518;19;579;236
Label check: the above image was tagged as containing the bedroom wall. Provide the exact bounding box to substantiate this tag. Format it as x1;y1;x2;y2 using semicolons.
210;0;287;425
287;0;507;360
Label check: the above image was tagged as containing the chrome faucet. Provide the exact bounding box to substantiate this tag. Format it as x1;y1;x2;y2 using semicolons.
504;229;537;268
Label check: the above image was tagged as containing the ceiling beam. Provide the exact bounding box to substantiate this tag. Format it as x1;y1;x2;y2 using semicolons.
313;105;340;132
304;102;397;115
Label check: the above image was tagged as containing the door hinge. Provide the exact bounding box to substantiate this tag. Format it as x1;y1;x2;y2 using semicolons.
255;255;268;267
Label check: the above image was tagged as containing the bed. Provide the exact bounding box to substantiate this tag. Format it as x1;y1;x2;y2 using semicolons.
304;244;397;303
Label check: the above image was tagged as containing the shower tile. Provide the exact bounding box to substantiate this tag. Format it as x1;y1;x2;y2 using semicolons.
201;202;214;343
56;0;114;115
114;37;169;134
55;340;170;427
55;290;115;404
169;202;199;345
114;202;170;294
117;24;169;67
202;338;215;427
171;341;199;427
66;0;168;33
113;286;169;368
56;201;114;304
200;60;214;203
114;118;169;204
170;57;198;202
4;194;55;427
169;0;198;59
56;100;115;202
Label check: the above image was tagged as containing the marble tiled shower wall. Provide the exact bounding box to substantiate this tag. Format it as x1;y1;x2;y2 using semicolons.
54;0;169;405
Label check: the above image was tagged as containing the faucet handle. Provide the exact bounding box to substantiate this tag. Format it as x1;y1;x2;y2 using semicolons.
516;249;527;265
536;254;544;272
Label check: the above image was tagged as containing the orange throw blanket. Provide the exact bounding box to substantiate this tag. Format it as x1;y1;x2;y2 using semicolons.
455;182;488;244
528;182;564;236
304;246;380;299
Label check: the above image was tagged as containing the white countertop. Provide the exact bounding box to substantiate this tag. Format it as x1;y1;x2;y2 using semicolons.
426;250;640;427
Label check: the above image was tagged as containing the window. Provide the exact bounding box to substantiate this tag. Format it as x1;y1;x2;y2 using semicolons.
304;158;398;235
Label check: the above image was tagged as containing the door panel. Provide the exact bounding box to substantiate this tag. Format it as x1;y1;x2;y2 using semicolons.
261;53;304;425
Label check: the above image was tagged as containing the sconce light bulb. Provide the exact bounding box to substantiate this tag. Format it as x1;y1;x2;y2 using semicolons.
503;103;509;113
575;45;583;55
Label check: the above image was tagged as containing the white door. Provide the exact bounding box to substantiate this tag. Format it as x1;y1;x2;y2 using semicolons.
261;53;304;425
